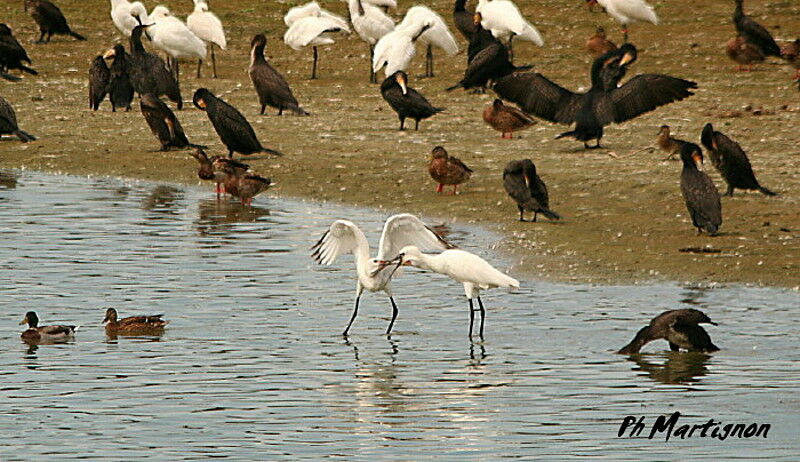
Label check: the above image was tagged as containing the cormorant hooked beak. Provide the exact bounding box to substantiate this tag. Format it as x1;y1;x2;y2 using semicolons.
620;51;636;66
396;74;407;95
692;151;704;170
103;48;116;59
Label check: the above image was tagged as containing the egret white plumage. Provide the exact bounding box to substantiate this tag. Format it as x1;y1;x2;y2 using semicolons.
347;0;395;83
475;0;543;60
284;1;349;30
109;0;148;37
381;246;519;338
590;0;658;42
372;20;433;77
187;0;226;78
364;0;396;12
148;5;207;82
284;14;349;79
399;6;458;77
311;214;453;336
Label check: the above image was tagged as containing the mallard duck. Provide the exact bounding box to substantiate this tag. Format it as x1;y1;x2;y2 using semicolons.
679;143;722;235
103;308;167;334
428;146;473;194
19;311;77;343
220;165;272;206
586;26;617;58
700;123;776;196
618;309;719;354
190;148;250;198
482;99;535;139
726;35;764;71
656;125;691;161
780;39;800;81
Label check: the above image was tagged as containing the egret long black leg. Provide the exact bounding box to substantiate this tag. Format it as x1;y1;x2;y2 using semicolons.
197;59;202;78
311;46;318;80
343;295;361;336
385;296;399;335
426;44;433;77
477;297;486;339
468;298;475;337
369;45;376;83
211;45;218;78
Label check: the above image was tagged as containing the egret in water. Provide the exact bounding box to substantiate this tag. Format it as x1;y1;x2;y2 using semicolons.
378;246;519;338
311;214;453;336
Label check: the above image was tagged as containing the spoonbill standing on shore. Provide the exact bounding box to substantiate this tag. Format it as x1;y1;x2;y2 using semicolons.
475;0;543;60
398;6;458;78
311;214;453;336
148;6;206;82
378;246;519;338
284;14;349;79
372;19;433;77
348;0;395;83
187;0;227;78
588;0;658;42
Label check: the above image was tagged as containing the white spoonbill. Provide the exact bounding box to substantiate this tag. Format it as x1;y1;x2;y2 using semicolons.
381;245;519;338
476;0;543;60
590;0;658;42
110;0;148;37
187;0;227;78
311;214;453;336
284;14;349;79
399;6;458;78
284;1;350;30
148;6;207;82
364;0;396;12
347;0;395;83
372;20;433;77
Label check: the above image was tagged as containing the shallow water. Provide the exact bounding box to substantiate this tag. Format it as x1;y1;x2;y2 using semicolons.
0;170;797;460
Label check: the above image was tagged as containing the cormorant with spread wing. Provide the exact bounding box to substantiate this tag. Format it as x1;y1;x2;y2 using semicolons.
493;44;697;149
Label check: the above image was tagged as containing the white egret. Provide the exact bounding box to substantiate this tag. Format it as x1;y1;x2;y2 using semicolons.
284;15;349;79
311;214;453;336
476;0;543;60
347;0;395;83
148;5;207;82
590;0;658;42
109;0;148;37
383;246;519;338
187;0;227;78
398;6;458;77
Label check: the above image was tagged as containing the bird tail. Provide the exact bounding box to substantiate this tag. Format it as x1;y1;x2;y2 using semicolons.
14;130;36;142
538;208;561;221
20;65;38;76
1;72;21;81
758;186;777;196
555;130;577;140
70;31;87;41
445;82;463;92
434;107;445;113
187;143;208;150
288;104;310;116
513;64;534;72
262;148;283;157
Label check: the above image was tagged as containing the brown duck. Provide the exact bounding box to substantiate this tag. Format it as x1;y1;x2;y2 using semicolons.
618;309;719;354
726;35;765;71
656;125;691;161
103;308;167;335
483;99;535;139
221;164;273;205
190;148;250;198
428;146;473;194
780;39;800;81
586;26;617;58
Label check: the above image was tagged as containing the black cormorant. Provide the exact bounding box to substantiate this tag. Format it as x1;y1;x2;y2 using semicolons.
127;25;182;110
453;0;477;41
0;96;36;142
192;88;283;158
249;34;308;116
733;0;780;58
380;71;443;130
618;309;719;354
502;159;560;222
105;44;134;112
679;143;722;235
0;24;37;76
89;55;110;111
140;94;203;151
25;0;86;43
700;123;776;196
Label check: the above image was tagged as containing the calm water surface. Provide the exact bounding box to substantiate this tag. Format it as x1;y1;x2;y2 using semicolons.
0;170;798;460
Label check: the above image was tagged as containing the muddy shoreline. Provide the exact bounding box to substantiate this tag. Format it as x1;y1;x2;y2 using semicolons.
2;0;798;287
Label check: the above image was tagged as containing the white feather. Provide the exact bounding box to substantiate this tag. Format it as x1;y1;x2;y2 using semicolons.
284;2;350;32
148;6;207;60
110;0;148;37
400;6;458;56
284;15;346;50
597;0;659;26
476;0;544;46
348;0;395;46
187;0;227;49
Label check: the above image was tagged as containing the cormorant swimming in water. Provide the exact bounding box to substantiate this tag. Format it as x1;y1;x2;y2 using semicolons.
618;309;719;354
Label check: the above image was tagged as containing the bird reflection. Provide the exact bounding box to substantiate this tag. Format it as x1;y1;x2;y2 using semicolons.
469;342;487;366
105;332;164;342
0;170;18;189
141;185;183;214
625;352;712;385
680;285;713;307
194;198;271;236
344;337;407;414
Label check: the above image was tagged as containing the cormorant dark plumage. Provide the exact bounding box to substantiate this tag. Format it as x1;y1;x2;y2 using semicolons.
380;71;443;130
453;0;477;41
104;44;134;112
0;24;37;76
618;309;719;354
89;55;110;111
428;146;472;194
656;125;691;160
700;123;776;197
192;88;283;159
679;143;722;236
494;44;697;149
140;94;204;151
503;159;561;222
127;25;183;110
733;0;780;58
483;98;535;138
249;34;308;116
25;0;86;43
0;96;36;142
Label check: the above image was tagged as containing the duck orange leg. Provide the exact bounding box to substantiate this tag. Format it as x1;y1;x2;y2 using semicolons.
436;183;444;193
452;185;459;195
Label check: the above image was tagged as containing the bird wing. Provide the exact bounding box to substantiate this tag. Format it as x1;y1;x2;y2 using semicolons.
187;10;226;48
399;87;441;113
36;0;70;30
682;170;722;227
140;97;173;142
493;72;582;124
611;0;659;24
449;156;473;173
284;16;344;50
38;324;74;336
604;73;697;125
671;322;717;352
311;220;370;265
284;2;320;27
0;97;18;128
250;63;298;106
736;16;780;56
377;213;453;260
707;130;754;173
352;5;395;44
402;7;458;55
89;57;110;107
372;30;414;73
208;98;261;146
502;168;534;206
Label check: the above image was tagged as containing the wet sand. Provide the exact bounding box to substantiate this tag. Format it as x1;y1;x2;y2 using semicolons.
1;0;798;287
